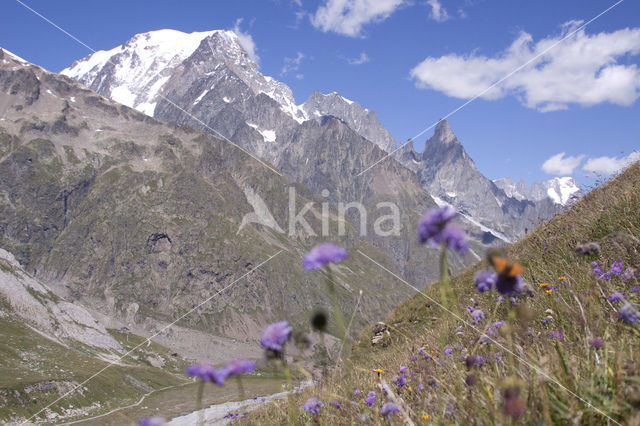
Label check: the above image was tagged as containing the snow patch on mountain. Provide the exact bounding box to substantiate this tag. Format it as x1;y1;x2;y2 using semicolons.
431;196;512;244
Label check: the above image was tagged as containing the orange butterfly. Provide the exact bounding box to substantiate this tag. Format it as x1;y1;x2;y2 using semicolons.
489;255;526;277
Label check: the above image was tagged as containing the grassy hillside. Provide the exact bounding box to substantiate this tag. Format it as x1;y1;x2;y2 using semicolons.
242;162;640;425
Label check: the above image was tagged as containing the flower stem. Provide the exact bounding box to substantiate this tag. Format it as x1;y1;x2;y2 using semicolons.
439;244;451;310
327;269;346;359
196;379;204;426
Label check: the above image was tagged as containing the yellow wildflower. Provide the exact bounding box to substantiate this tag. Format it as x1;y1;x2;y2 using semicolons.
422;414;429;420
373;368;384;374
539;283;549;288
546;289;553;294
408;386;412;392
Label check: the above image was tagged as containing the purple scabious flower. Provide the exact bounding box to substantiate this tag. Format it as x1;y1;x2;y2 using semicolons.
549;331;563;340
618;302;639;324
610;260;624;276
444;347;453;355
395;375;407;387
592;262;603;277
398;366;408;374
486;321;505;336
471;309;485;324
417;206;457;245
365;391;376;406
380;402;400;417
631;286;639;293
589;338;604;349
418;207;468;254
260;321;292;352
440;223;468;254
185;364;226;385
601;272;612;281
330;401;342;409
353;389;360;396
475;269;497;292
608;292;625;302
410;356;417;362
138;417;166;426
221;359;257;377
417;347;426;355
303;397;324;415
493;353;503;362
303;243;348;270
417;384;425;390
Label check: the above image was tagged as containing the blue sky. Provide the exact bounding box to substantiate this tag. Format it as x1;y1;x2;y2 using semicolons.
2;0;639;186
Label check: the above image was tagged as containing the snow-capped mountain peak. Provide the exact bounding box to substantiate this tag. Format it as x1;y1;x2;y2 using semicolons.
61;29;223;115
61;28;308;124
493;176;582;206
545;176;581;205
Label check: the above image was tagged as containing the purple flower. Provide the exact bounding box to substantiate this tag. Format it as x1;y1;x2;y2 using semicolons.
592;262;603;277
185;364;226;385
618;302;639;324
630;286;639;293
221;359;257;377
589;338;604;349
380;402;399;417
601;272;612;281
475;269;497;292
395;375;406;387
549;331;563;340
417;384;425;391
353;389;360;396
486;321;505;336
418;207;468;254
418;206;457;245
417;347;426;355
138;417;166;426
410;356;417;362
471;309;485;324
441;224;469;254
303;397;324;415
260;321;292;352
365;391;376;406
608;292;625;302
330;401;342;409
493;353;503;362
444;347;453;355
398;366;408;374
303;243;348;270
610;260;624;276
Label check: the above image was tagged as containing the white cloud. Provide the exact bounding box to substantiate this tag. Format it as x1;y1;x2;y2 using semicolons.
281;52;306;76
346;52;370;65
427;0;449;22
410;24;640;111
583;151;640;175
542;152;584;175
232;18;260;64
310;0;405;37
